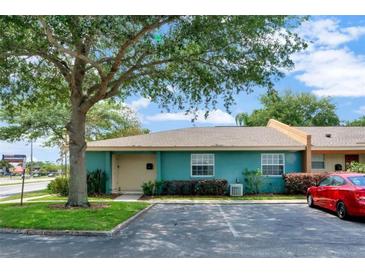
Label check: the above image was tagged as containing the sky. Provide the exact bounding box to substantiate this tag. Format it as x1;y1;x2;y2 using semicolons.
1;15;365;162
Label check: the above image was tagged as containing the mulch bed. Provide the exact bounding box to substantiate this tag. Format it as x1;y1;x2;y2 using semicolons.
48;203;110;210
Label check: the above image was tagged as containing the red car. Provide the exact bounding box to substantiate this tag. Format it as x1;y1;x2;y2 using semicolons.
307;172;365;219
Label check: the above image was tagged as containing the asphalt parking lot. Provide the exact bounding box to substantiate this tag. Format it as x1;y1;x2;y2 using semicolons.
1;203;365;257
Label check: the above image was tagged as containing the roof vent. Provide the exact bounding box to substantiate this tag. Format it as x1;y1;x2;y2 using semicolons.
325;133;332;138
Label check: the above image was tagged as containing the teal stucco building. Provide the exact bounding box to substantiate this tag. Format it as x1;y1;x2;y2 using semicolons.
86;123;307;194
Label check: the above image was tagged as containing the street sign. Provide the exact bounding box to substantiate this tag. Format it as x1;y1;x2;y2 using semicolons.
2;154;27;206
2;154;27;163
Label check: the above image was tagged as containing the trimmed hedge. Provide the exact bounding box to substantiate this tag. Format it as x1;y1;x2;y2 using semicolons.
141;179;228;196
283;173;327;194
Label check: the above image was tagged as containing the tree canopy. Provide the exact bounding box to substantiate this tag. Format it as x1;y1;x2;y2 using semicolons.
346;116;365;126
0;99;148;146
0;16;307;206
235;90;340;126
0;160;12;169
25;161;61;174
1;16;306;115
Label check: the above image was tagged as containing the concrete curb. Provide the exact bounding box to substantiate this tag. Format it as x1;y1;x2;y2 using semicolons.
0;203;155;237
148;199;307;205
109;203;155;236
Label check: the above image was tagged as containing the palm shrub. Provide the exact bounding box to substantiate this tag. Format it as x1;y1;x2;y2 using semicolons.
86;169;106;195
141;181;155;196
243;168;263;194
142;180;164;196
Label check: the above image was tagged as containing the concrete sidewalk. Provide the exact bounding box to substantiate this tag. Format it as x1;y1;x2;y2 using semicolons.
114;194;143;201
0;195;52;204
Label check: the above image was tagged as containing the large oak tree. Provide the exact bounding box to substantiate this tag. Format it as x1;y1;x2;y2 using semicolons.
0;16;306;206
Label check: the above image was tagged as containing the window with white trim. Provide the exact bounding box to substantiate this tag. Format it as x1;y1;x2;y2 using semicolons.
261;153;285;176
191;154;214;177
312;154;325;169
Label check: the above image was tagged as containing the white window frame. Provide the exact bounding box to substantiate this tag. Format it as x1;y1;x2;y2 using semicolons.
261;153;285;177
191;153;215;177
312;154;325;170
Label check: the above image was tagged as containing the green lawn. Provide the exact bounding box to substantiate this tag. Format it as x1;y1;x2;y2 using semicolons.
0;190;50;202
0;202;149;231
145;194;305;200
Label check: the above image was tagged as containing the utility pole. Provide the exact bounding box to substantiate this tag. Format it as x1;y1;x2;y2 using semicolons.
30;139;33;177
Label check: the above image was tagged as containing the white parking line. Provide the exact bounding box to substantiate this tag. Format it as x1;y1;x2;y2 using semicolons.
218;205;239;238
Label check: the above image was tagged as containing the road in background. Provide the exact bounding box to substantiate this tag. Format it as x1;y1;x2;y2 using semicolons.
0;181;50;199
0;177;51;185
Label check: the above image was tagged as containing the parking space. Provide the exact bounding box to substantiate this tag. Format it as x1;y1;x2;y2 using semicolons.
1;204;365;257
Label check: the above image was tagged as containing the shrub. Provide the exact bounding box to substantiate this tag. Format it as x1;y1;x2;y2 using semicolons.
243;168;263;194
87;169;106;195
141;179;228;196
161;180;196;195
283;173;327;194
142;181;155;196
47;176;69;196
48;170;107;196
347;162;365;173
194;180;228;195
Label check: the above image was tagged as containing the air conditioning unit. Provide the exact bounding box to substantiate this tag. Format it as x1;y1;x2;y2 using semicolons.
230;184;243;197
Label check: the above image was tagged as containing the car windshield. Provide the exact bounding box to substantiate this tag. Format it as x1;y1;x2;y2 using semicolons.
348;176;365;186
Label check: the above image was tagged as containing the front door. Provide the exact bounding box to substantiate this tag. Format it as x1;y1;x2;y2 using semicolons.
115;154;156;193
345;154;359;169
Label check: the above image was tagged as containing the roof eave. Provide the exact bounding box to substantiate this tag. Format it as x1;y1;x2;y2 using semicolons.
312;146;365;151
86;145;305;152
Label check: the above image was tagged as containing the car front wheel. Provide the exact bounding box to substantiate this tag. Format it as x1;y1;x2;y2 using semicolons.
336;201;348;220
307;194;314;208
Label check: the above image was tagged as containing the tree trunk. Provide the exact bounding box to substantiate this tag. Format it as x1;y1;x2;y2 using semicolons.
66;103;89;207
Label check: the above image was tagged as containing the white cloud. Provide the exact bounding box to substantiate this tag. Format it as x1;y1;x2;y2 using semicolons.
299;19;365;48
146;109;235;124
355;106;365;115
292;18;365;97
294;48;365;96
128;97;150;111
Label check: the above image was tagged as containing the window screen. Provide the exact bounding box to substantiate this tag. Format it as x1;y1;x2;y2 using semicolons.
312;154;325;169
191;154;214;176
261;154;285;176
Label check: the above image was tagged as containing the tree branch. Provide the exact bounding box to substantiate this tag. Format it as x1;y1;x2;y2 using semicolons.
100;16;179;88
38;17;105;78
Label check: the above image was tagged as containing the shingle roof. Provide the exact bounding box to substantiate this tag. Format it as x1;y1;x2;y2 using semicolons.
87;126;304;150
297;127;365;148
